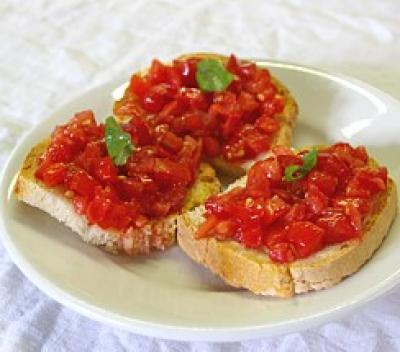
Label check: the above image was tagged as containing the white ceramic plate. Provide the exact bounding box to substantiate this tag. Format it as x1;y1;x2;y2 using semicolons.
1;61;400;342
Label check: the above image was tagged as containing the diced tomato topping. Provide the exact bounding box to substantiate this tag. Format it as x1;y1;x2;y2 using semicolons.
199;142;388;263
36;55;390;256
118;55;285;163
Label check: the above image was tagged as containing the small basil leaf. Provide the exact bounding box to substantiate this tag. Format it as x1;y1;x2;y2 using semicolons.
196;59;234;92
284;148;318;182
105;116;134;166
284;165;304;182
302;148;318;171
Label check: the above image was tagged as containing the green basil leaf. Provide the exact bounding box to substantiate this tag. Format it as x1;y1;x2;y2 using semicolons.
105;116;134;166
196;59;234;92
284;165;304;182
284;148;318;182
302;148;318;171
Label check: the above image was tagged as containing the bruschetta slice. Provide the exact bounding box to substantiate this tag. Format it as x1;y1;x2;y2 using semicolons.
14;111;221;255
177;143;397;297
113;53;298;177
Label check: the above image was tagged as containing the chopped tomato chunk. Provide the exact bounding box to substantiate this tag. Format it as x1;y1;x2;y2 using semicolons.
286;221;324;258
37;162;67;187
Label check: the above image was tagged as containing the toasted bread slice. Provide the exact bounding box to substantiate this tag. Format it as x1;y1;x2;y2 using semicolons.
114;53;298;177
14;139;221;255
177;162;397;297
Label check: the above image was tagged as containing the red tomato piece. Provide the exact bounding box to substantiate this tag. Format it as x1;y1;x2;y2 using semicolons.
255;115;280;134
226;54;241;75
142;84;170;113
241;225;263;249
305;183;328;215
286;221;325;259
263;195;290;225
238;91;259;113
94;157;118;184
173;58;198;87
130;74;151;99
196;214;219;239
37;162;67;187
71;110;95;126
244;69;270;94
242;127;270;157
284;202;307;222
344;203;362;233
327;143;368;168
307;170;338;196
268;242;296;263
114;178;145;200
86;195;110;226
67;170;97;199
102;203;132;230
213;219;237;240
316;207;359;245
354;167;387;194
158;131;183;153
254;157;283;184
317;152;351;180
332;196;371;215
46;142;75;163
204;189;241;218
176;88;209;111
148;59;168;84
246;163;272;198
151;158;193;186
171;112;205;135
123;117;154;146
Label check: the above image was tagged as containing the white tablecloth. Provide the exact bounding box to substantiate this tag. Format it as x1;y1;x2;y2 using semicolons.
1;1;400;350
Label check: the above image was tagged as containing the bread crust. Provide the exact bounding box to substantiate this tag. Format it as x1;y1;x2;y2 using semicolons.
177;172;397;297
14;138;221;255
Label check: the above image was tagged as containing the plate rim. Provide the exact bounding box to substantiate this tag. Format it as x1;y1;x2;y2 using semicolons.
1;60;400;342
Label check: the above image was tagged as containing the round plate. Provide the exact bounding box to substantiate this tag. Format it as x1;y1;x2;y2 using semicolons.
1;61;400;342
